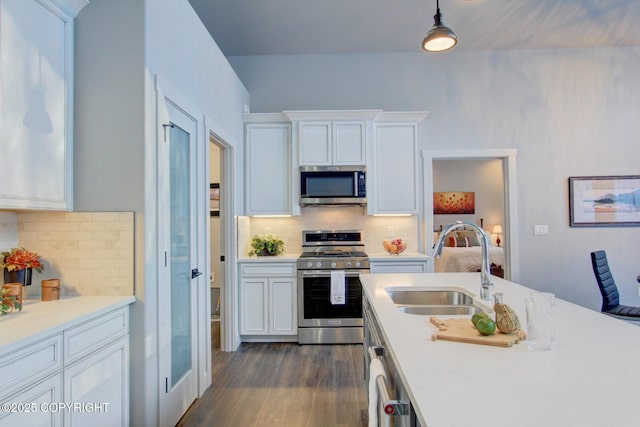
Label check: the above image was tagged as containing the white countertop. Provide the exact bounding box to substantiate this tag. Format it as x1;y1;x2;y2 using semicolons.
360;272;640;427
0;296;135;355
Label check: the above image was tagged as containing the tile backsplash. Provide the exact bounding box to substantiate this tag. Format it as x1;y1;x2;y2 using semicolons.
0;212;18;248
1;211;134;298
244;206;421;256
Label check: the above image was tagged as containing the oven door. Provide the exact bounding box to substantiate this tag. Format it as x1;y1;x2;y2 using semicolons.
297;269;365;327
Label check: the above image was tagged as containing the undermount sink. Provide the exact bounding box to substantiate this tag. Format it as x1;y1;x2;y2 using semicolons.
398;305;485;316
387;289;474;306
385;287;490;316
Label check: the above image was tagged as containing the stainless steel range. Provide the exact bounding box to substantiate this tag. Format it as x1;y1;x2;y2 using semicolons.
297;230;369;344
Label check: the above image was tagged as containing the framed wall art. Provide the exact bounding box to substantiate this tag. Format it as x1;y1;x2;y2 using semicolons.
569;175;640;227
433;192;475;214
210;183;220;217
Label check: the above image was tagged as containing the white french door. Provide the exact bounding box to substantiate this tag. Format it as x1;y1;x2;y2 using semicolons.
157;96;200;427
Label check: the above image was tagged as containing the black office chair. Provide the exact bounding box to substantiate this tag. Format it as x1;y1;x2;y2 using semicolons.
590;250;640;320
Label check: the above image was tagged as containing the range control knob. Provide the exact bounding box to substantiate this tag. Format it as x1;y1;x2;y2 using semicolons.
316;261;322;268
355;261;361;268
306;262;313;268
331;262;337;268
345;261;352;268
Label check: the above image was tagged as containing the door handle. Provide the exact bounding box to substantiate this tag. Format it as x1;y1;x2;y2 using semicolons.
191;268;203;279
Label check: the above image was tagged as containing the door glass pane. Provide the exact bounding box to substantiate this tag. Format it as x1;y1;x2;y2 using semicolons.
169;124;191;386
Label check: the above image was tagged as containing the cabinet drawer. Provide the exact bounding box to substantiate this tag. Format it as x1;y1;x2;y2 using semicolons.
0;335;62;397
64;307;129;364
240;263;296;277
370;262;428;273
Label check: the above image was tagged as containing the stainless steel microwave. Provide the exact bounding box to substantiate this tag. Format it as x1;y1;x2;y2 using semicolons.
300;165;366;206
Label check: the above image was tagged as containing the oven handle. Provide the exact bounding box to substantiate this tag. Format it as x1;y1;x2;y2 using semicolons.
368;347;410;421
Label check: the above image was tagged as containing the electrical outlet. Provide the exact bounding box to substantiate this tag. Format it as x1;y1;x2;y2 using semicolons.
534;224;549;235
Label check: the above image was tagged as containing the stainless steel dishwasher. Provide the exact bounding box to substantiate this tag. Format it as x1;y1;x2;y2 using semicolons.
363;296;422;427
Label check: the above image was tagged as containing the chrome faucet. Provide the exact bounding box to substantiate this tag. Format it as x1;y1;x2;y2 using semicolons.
432;221;495;301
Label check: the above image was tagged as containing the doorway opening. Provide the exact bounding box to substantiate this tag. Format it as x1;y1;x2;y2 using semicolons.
423;149;519;281
209;141;222;350
207;129;238;353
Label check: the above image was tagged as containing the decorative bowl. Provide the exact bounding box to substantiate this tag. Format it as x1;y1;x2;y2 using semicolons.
383;238;407;255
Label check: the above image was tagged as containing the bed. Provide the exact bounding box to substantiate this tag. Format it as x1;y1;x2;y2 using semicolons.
434;246;504;276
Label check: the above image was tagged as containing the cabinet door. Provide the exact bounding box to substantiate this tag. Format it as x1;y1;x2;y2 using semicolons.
245;124;291;215
240;278;269;335
0;373;63;427
299;121;331;165
299;121;366;165
0;0;75;210
333;121;366;165
371;123;419;214
63;336;129;427
269;277;297;335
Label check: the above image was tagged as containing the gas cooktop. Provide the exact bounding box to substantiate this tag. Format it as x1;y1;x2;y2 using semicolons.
299;250;368;258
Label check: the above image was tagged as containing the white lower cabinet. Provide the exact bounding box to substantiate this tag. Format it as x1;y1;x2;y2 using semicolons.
0;306;130;427
370;259;430;273
239;262;297;338
0;373;63;426
63;337;129;427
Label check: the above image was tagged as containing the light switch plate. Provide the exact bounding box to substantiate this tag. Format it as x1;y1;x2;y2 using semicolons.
534;224;549;235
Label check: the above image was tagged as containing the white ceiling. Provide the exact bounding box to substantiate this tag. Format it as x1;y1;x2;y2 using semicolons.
188;0;640;56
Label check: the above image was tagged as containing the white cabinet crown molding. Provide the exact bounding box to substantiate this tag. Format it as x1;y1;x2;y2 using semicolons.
375;111;429;122
244;112;290;123
283;110;382;121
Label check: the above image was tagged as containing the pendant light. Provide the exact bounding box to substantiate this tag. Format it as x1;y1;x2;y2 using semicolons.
422;0;457;52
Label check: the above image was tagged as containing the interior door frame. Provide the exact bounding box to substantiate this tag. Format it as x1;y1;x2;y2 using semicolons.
422;149;519;281
204;121;240;352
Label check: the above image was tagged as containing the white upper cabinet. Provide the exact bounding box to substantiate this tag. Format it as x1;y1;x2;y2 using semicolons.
368;112;428;215
244;115;292;216
0;0;87;210
298;120;366;165
286;110;380;167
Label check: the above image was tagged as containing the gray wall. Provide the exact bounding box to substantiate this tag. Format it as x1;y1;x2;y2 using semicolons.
229;48;640;310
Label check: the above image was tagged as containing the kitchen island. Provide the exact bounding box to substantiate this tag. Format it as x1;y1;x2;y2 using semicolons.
360;272;640;427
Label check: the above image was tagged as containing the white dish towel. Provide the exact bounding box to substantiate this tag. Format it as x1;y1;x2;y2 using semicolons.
330;270;346;305
368;358;388;427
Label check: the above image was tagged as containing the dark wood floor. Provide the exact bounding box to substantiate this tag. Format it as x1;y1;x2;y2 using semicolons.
176;322;368;426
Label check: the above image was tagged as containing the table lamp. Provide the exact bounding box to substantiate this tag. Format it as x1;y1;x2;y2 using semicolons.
493;224;503;247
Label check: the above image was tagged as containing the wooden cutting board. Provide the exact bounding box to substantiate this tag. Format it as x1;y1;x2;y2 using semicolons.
430;317;527;347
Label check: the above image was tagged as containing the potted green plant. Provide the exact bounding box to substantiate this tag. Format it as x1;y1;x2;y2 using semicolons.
1;247;45;286
249;234;284;256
